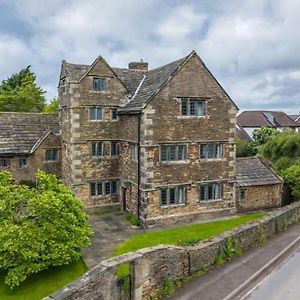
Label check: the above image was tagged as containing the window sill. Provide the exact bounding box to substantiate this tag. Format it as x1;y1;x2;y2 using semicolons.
89;120;103;122
160;203;186;209
92;90;106;93
44;160;59;163
91;156;119;160
198;158;225;162
91;194;118;198
160;160;190;165
177;116;207;119
200;199;223;204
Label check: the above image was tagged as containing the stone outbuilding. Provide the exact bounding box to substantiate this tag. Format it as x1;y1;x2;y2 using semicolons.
0;112;61;182
236;156;283;212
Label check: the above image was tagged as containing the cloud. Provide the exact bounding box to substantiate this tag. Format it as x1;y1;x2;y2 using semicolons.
0;0;299;112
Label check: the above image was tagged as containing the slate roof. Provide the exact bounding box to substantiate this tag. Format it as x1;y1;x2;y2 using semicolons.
0;112;59;155
236;124;252;141
236;156;283;187
61;51;222;113
237;111;298;128
288;114;300;124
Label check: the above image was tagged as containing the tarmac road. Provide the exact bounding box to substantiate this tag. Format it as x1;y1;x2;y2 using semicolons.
247;248;300;300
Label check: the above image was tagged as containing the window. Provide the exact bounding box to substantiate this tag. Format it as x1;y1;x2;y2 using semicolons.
61;79;66;93
181;98;206;117
111;141;119;156
0;159;10;168
240;189;246;201
93;78;106;91
19;158;27;168
45;149;59;162
111;108;118;120
91;142;103;157
131;144;138;162
90;180;118;197
160;186;187;206
200;144;222;160
89;106;103;121
160;144;187;162
199;182;223;201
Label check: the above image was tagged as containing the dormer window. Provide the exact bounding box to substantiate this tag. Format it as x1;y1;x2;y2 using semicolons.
93;78;106;91
181;98;206;117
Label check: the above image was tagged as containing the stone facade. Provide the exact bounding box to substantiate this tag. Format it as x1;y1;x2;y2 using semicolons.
58;51;239;225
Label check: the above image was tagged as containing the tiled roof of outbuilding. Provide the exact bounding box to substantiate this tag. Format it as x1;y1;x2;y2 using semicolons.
0;112;59;155
236;156;283;187
237;111;298;128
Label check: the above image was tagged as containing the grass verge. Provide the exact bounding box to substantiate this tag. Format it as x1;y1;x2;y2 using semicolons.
114;212;265;256
0;258;88;300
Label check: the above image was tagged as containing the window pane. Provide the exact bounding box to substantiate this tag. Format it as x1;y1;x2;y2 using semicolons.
161;146;167;161
111;181;117;195
96;108;103;120
190;100;196;116
45;150;51;161
97;142;103;156
52;149;58;161
90;107;96;120
200;185;206;201
197;101;206;116
90;183;96;196
169;145;176;161
181;99;188;116
200;144;206;159
161;189;167;206
178;145;186;160
97;183;103;196
240;189;245;200
105;182;111;195
207;144;214;159
169;188;175;204
111;142;117;156
178;187;186;204
208;184;213;200
111;108;118;120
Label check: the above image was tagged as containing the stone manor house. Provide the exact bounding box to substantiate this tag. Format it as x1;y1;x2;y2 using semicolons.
0;51;283;225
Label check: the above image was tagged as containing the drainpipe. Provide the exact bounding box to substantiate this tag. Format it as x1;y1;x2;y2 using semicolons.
137;113;141;221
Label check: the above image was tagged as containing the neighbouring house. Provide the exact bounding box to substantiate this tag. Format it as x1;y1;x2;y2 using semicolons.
288;114;300;133
0;112;61;182
237;111;298;138
58;50;238;225
236;156;283;212
236;124;252;141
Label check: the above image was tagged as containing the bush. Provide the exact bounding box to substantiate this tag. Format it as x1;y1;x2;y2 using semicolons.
0;171;92;288
282;165;300;199
253;127;278;145
236;138;257;157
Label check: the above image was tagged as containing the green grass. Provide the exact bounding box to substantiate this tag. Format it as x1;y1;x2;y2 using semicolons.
0;258;88;300
114;212;265;256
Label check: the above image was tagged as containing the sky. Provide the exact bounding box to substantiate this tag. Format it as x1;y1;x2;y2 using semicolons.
0;0;299;113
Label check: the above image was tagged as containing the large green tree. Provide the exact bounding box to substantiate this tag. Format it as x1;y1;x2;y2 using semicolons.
44;97;59;113
0;171;92;288
0;66;46;112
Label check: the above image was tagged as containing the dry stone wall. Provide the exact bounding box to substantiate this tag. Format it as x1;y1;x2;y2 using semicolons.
45;201;300;300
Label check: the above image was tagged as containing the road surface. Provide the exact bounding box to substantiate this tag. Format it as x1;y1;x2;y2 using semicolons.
247;248;300;300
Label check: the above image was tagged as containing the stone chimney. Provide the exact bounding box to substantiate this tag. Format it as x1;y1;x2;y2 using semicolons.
128;59;148;71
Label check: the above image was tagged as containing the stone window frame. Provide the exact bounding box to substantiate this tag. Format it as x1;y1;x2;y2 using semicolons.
92;78;106;92
45;149;60;162
199;143;223;160
91;141;120;158
160;144;187;163
90;180;118;198
160;185;187;207
199;181;223;202
60;78;67;94
19;158;28;168
180;98;207;118
111;108;118;121
110;141;120;157
0;158;10;168
239;188;246;201
89;106;103;122
91;141;103;158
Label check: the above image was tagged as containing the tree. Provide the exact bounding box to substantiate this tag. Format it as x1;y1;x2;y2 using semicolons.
44;97;59;113
0;66;46;112
0;171;92;288
282;165;300;199
253;127;278;145
236;138;257;157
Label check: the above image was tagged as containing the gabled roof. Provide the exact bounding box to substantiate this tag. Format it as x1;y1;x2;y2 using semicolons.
288;114;300;124
236;124;252;141
0;112;59;155
237;111;298;128
236;156;283;187
60;51;237;114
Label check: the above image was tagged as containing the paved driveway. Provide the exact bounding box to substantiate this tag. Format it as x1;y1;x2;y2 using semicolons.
82;211;137;268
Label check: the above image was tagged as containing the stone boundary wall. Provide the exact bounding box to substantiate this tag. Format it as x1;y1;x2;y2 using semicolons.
44;202;300;300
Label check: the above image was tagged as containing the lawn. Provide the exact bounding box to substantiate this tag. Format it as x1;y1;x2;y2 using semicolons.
0;258;88;300
114;212;265;256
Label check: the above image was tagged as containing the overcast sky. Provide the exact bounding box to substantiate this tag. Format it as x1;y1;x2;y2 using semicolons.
0;0;299;113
